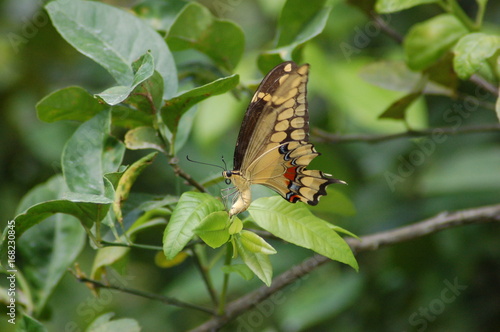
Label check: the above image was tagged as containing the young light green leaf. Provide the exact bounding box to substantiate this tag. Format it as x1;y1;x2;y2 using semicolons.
228;216;243;234
453;33;500;79
36;86;108;123
62;110;125;195
376;0;438;13
240;230;277;255
85;312;141;332
221;264;254;281
167;2;244;71
96;52;155;105
124;126;167;153
163;192;224;259
46;0;177;98
161;74;239;135
378;92;422;120
234;235;273;286
248;197;358;270
113;152;158;224
404;14;467;70
194;211;230;248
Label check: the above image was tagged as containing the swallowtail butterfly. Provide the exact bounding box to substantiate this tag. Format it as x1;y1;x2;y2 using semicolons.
223;61;345;216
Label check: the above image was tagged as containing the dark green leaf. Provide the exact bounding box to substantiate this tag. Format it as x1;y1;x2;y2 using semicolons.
62;110;125;195
248;197;358;270
96;52;155;105
46;0;177;98
163;192;224;259
36;86;107;123
124;126;167;153
167;2;244;71
378;92;422;120
124;70;165;115
160;74;239;138
404;14;467;70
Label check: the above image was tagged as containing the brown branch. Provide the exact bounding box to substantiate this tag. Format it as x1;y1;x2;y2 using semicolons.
313;123;500;144
169;157;208;193
71;273;216;315
191;203;500;331
469;74;499;97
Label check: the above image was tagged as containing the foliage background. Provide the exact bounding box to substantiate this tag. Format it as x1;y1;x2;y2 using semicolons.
1;0;499;331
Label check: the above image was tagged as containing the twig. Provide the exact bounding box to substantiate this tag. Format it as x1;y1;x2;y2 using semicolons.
169;158;207;193
313;124;500;144
191;203;500;331
72;273;216;315
191;247;220;307
370;12;404;44
469;74;499;96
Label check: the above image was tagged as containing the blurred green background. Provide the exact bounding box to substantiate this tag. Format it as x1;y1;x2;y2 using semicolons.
1;0;499;331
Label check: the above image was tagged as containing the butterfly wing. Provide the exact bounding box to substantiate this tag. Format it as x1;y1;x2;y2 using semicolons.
227;61;344;216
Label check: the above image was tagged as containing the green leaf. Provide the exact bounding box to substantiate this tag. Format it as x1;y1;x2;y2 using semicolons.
378;92;422;120
221;264;254;281
0;176;89;313
258;0;332;72
113;152;158;224
404;14;467;70
19;314;48;332
97;52;155;105
36;86;108;123
124;70;165;115
228;216;243;234
360;61;455;96
234;235;273;286
163;192;224;259
496;92;500;123
85;312;141;332
124;126;167;153
46;0;177;98
248;197;358;270
167;2;244;71
160;74;239;144
375;0;438;13
62;110;125;195
240;230;277;255
453;33;500;79
91;246;130;281
194;211;230;248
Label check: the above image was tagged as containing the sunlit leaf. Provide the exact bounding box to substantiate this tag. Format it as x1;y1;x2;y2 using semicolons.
195;211;230;248
234;235;273;286
221;264;254;281
240;230;277;255
163;192;224;259
248;197;358;270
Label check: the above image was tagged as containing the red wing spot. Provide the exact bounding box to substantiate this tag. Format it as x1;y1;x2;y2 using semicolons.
288;194;300;203
284;166;298;181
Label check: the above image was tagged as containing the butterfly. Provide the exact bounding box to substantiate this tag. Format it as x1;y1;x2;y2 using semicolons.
223;61;346;216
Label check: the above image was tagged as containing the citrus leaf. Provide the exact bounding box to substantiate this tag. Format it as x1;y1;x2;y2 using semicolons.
124;126;167;153
376;0;438;13
453;33;500;80
195;211;230;248
46;0;177;98
404;14;467;71
240;230;277;255
221;264;254;281
378;92;422;120
248;197;358;270
234;235;273;286
163;192;224;259
96;52;155;105
167;2;244;71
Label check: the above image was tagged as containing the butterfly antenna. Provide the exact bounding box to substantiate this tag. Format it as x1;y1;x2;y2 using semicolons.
221;156;228;171
186;155;226;171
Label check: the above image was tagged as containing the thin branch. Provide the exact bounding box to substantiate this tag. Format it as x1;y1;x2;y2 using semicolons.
191;203;500;331
191;247;220;307
313;123;500;144
71;273;216;316
469;74;499;96
370;12;404;44
169;158;208;193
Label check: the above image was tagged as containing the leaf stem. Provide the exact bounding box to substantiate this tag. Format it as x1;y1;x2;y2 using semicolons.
100;240;163;251
218;243;233;315
440;0;477;32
